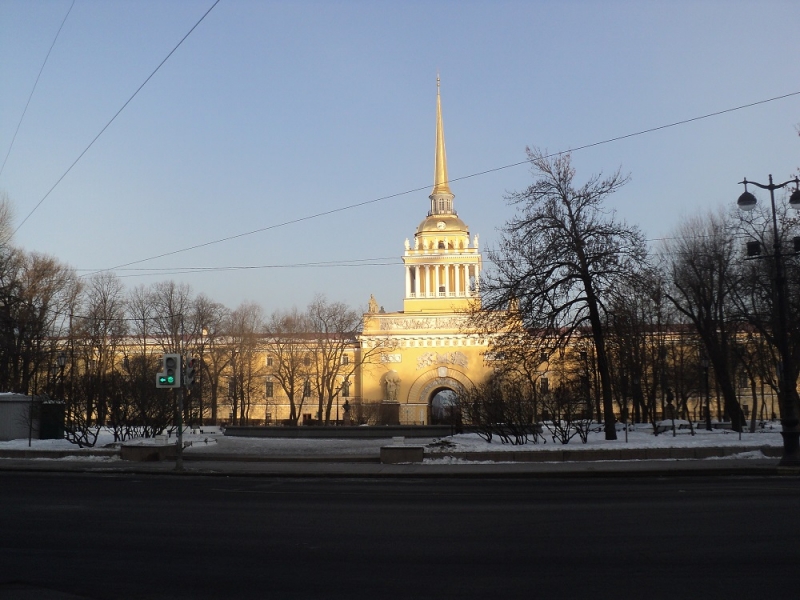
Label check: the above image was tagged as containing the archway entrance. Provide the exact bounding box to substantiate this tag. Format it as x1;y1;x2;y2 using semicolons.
407;368;474;426
429;388;458;426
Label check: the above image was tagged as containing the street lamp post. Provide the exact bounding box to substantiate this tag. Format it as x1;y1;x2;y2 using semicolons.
57;351;66;401
700;355;711;431
49;363;58;397
737;174;800;465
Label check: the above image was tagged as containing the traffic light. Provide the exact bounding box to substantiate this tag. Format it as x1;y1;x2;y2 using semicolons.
185;357;197;386
156;353;181;388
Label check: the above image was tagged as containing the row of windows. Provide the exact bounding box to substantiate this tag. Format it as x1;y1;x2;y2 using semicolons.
265;355;350;367
264;380;350;398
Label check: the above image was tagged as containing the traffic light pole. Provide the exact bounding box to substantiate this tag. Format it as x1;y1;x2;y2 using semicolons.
176;386;184;471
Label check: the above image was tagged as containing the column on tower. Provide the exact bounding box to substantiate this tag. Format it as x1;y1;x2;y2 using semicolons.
425;264;431;297
405;264;412;298
455;263;461;297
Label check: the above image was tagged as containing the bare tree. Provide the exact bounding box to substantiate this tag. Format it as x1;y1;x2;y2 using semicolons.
120;284;171;438
187;294;229;425
482;148;647;440
227;302;265;425
305;296;362;425
730;199;800;439
0;246;26;392
149;281;194;353
663;210;746;431
14;253;78;395
76;272;127;428
0;191;14;246
457;373;543;445
263;307;311;425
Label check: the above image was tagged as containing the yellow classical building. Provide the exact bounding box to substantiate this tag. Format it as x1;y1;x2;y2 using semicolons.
358;79;494;425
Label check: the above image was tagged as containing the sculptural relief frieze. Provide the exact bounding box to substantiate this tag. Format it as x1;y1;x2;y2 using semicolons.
378;316;469;331
416;351;468;370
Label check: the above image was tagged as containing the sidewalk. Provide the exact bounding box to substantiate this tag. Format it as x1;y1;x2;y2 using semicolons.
0;446;796;479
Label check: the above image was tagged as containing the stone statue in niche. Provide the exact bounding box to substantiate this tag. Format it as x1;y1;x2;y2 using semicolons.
384;371;401;401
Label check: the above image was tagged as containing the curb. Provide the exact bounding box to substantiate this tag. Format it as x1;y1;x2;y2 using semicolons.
0;460;794;480
0;444;783;464
0;448;119;460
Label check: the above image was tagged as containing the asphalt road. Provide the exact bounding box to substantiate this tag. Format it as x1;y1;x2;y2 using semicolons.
1;473;798;600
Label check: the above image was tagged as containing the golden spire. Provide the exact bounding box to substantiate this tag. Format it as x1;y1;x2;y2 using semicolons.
432;75;452;196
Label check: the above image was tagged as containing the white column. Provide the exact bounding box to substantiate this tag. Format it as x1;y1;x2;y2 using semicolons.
445;263;450;295
435;265;441;295
455;263;461;297
405;265;411;298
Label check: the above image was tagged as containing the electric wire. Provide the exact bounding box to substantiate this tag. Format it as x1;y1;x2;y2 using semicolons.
78;257;403;279
0;0;75;179
8;0;221;238
86;89;800;277
79;209;795;279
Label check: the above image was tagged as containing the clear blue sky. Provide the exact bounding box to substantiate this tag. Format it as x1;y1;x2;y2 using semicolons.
1;0;798;315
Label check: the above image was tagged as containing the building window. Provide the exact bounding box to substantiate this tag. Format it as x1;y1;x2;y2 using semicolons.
737;372;748;389
540;350;549;362
540;377;549;394
265;381;274;398
304;356;311;367
341;381;350;398
303;379;311;398
341;354;349;365
266;357;273;367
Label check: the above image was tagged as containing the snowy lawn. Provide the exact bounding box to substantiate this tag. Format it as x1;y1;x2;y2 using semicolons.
430;421;784;454
0;422;784;461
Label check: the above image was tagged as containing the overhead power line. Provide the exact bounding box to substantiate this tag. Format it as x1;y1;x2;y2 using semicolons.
77;230;770;280
88;88;800;277
8;0;221;239
78;257;402;279
0;0;75;179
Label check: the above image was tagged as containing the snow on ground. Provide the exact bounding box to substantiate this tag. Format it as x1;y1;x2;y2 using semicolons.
0;421;784;460
187;436;394;456
428;423;783;454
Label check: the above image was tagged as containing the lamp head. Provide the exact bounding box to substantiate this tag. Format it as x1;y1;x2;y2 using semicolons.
789;180;800;210
737;190;757;211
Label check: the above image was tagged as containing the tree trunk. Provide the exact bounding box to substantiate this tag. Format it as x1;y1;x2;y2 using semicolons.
749;378;758;433
584;285;617;440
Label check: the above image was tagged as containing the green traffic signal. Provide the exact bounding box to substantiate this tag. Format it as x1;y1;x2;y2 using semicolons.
156;353;181;388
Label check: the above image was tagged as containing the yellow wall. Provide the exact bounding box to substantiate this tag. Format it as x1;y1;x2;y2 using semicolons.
359;312;494;424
